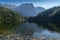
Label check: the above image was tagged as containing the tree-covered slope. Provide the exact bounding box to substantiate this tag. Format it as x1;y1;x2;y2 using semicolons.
28;6;60;23
50;8;60;23
0;7;24;32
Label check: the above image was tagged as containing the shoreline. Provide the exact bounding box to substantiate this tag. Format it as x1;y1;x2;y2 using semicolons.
0;33;60;40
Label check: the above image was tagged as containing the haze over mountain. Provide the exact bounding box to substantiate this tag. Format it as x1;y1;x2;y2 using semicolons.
14;3;45;17
35;7;45;13
0;3;16;9
0;3;45;17
14;3;36;17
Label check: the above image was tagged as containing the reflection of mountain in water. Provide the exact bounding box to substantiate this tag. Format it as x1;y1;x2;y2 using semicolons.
12;22;41;35
12;22;60;38
28;19;60;32
32;22;60;38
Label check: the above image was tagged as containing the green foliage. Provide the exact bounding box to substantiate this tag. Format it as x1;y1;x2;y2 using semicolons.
0;7;24;32
28;6;60;33
50;8;60;23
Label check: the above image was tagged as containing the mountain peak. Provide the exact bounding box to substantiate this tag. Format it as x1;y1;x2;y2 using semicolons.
21;3;33;5
14;3;45;17
15;3;36;17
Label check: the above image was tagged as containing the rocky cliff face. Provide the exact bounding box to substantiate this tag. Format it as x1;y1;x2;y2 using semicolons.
15;3;36;17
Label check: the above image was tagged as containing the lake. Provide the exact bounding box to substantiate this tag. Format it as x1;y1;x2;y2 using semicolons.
11;22;60;38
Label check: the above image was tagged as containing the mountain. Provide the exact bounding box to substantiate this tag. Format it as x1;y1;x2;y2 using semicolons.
35;7;45;13
28;6;60;23
0;3;45;17
0;3;16;9
35;6;60;21
38;6;60;16
14;3;45;17
15;3;36;17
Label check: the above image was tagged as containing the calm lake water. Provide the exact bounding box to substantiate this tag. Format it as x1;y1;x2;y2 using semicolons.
12;22;60;38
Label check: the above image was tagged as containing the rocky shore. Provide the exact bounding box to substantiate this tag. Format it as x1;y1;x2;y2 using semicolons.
0;34;60;40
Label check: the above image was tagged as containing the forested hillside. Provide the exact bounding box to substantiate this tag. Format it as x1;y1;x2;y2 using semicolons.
0;7;24;32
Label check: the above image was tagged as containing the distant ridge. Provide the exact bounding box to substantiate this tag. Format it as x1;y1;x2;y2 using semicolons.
14;3;45;17
35;7;45;13
0;3;16;9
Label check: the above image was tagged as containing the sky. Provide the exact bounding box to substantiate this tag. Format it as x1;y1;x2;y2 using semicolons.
0;0;60;9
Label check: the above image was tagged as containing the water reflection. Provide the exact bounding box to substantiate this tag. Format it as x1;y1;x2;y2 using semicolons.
0;21;60;38
33;21;60;32
33;29;60;38
31;22;60;38
13;22;41;35
0;22;22;34
12;21;60;38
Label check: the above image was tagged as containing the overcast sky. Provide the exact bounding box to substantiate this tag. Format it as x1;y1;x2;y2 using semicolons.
0;0;60;9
